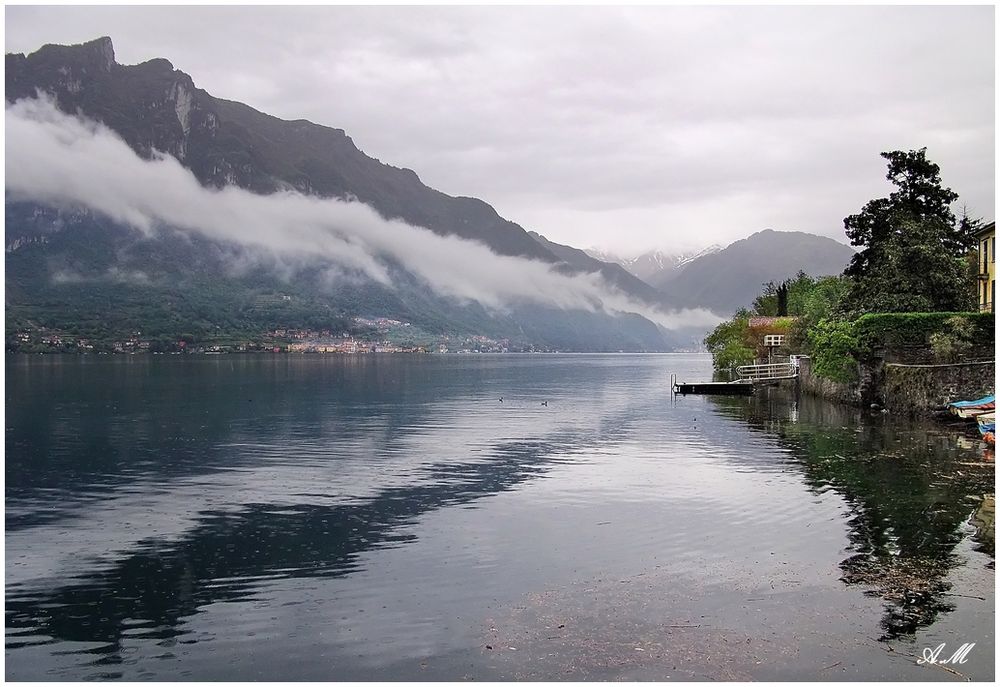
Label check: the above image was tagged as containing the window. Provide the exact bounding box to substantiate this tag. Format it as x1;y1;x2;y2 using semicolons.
984;240;990;272
993;237;996;263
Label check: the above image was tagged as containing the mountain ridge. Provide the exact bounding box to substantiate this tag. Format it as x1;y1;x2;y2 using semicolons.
657;229;856;314
584;245;725;285
6;37;560;264
4;37;858;350
5;36;679;352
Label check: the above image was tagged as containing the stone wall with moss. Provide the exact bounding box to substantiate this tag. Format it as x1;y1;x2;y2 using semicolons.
799;355;994;415
797;357;860;406
879;361;995;415
799;312;995;414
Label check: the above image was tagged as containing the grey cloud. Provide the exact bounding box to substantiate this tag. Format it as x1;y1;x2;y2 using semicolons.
5;5;994;255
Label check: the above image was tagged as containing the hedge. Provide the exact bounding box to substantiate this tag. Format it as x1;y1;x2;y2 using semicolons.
808;311;994;382
853;312;994;352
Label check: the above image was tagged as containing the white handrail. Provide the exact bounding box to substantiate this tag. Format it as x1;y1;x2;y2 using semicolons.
735;362;797;381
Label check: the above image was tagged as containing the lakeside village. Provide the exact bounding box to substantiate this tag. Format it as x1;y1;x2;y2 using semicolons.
8;317;523;355
698;149;995;443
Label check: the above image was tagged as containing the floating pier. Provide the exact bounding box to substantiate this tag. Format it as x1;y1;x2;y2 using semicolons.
671;359;802;396
674;380;755;396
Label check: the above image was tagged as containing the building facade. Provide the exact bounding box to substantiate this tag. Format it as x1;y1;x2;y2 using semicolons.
977;221;995;313
747;316;796;362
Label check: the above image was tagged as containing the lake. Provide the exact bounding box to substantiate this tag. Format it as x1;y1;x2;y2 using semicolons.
5;353;994;680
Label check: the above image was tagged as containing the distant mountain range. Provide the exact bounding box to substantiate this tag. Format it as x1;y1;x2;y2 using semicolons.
586;231;854;315
5;37;856;351
657;229;855;314
584;245;723;286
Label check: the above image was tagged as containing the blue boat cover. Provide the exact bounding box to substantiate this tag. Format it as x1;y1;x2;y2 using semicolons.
948;394;995;408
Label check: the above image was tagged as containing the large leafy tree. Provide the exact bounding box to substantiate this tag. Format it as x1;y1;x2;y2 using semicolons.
841;148;976;313
845;217;976;313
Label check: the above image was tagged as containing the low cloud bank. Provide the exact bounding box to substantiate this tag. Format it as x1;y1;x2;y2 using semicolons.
5;96;721;329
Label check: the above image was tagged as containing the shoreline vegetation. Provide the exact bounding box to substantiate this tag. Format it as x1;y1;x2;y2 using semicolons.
705;148;995;412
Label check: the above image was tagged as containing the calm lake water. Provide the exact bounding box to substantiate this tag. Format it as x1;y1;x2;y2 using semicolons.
5;354;995;680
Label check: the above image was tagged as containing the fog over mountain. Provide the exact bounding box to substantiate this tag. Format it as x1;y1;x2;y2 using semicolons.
6;6;992;255
6;38;731;352
8;97;674;321
1;33;946;351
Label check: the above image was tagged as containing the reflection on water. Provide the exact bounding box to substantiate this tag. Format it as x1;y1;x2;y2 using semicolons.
971;494;995;556
5;354;994;680
709;388;995;641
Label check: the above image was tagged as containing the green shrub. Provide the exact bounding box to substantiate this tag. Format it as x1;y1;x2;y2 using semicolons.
807;318;859;382
768;317;797;330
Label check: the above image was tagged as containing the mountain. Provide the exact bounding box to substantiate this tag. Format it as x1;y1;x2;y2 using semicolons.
6;37;554;263
583;245;723;285
658;229;856;315
581;248;625;266
577;231;850;330
5;37;672;352
522;232;708;349
628;246;723;285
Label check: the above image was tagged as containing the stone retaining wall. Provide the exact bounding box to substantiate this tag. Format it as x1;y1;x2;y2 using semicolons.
797;357;860;406
797;356;995;415
878;360;995;416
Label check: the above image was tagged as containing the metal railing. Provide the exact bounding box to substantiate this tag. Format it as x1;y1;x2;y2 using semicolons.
735;362;798;382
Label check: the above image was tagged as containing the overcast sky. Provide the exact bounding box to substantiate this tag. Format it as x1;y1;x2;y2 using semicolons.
5;5;995;256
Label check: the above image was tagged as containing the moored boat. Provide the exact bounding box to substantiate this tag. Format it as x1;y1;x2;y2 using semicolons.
977;412;995;436
956;405;996;419
948;394;995;418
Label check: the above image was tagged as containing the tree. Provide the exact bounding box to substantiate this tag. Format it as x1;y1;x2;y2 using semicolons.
788;275;850;351
752;272;818;317
776;282;789;316
841;148;976;313
704;309;754;371
844;148;968;279
843;217;976;313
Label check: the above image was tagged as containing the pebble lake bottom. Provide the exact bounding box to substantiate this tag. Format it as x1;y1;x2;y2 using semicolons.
5;353;994;680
